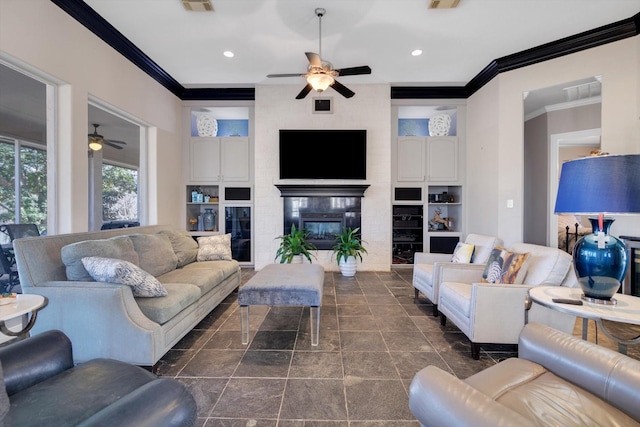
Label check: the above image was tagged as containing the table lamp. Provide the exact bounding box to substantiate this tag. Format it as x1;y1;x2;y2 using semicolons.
554;154;640;304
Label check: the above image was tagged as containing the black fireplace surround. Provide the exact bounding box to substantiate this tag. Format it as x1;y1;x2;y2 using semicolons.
277;185;369;250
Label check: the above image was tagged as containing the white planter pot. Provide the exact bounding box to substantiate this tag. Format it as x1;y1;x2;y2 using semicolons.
290;255;303;264
339;256;358;276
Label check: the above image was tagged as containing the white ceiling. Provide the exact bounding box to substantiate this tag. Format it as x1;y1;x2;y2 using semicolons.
83;0;639;88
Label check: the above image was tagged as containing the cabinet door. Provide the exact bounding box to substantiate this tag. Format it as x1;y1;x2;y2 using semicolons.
397;137;425;181
220;137;250;182
190;138;221;182
427;136;458;182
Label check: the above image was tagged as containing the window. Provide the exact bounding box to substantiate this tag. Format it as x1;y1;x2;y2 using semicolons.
0;138;47;240
102;163;138;221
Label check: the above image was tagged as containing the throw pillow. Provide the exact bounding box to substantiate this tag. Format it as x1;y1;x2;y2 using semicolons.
128;233;178;276
481;247;530;284
197;234;232;261
81;257;167;297
61;236;139;281
158;230;198;268
451;242;475;263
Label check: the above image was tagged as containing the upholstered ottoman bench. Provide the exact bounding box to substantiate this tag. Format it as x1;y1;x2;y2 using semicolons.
238;264;324;345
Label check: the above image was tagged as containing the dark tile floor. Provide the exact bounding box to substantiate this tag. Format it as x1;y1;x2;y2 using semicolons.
155;268;640;427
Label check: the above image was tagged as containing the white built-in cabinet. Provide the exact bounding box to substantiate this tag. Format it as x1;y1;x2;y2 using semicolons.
396;136;458;183
189;137;250;183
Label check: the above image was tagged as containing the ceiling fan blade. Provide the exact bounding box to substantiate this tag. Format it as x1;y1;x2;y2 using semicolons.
295;84;313;100
305;52;322;68
335;65;372;77
105;139;126;145
104;141;124;150
267;73;306;78
331;80;355;98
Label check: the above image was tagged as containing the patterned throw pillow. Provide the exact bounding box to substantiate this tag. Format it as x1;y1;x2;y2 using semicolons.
81;256;167;297
451;242;475;263
481;247;530;284
197;234;232;261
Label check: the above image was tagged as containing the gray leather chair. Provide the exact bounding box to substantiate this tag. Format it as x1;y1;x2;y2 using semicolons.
409;322;640;426
0;330;197;426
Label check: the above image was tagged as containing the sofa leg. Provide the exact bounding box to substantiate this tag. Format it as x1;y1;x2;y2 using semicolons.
414;288;419;303
440;314;446;326
432;304;439;317
471;343;481;360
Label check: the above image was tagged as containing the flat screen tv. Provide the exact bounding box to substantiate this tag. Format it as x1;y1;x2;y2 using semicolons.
279;129;367;179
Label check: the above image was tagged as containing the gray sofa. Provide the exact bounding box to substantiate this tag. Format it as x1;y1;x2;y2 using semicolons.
409;322;640;426
13;225;241;366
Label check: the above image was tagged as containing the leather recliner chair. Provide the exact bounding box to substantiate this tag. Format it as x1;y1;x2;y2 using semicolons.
409;322;640;426
0;330;197;426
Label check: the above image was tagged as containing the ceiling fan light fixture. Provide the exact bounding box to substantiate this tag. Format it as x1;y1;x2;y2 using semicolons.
307;73;334;92
89;139;103;151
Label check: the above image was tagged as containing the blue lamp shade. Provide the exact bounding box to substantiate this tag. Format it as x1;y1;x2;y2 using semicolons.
554;154;640;302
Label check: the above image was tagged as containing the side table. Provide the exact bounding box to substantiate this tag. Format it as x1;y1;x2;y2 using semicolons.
526;286;640;354
0;294;48;339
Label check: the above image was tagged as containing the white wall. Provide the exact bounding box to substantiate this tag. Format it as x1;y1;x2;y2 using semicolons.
0;0;184;233
254;84;392;271
467;36;640;247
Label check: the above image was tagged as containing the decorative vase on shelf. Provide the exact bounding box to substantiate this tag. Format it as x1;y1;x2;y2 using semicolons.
203;208;215;231
573;217;628;303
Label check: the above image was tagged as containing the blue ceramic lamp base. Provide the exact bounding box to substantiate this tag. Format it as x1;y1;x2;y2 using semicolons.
573;217;627;305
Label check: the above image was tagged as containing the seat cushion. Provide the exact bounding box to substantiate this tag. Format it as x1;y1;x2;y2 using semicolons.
182;259;239;281
465;358;639;426
135;283;201;324
7;359;156;426
157;267;224;295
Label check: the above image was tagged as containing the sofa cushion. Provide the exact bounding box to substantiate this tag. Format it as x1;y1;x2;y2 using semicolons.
129;234;178;277
135;283;201;324
451;242;475;263
182;260;239;281
61;236;139;281
197;234;232;261
510;243;571;286
156;268;224;296
81;257;167;297
158;230;198;267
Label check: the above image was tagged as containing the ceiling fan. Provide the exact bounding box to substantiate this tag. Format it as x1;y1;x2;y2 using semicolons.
266;8;372;99
88;124;127;151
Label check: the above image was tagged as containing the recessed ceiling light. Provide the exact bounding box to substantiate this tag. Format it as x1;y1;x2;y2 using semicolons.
223;51;234;58
411;49;423;56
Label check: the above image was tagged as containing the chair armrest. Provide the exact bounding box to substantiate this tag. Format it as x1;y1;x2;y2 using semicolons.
469;283;532;344
409;365;535;427
78;379;197;427
437;263;485;284
414;252;452;265
0;330;73;395
519;323;640;421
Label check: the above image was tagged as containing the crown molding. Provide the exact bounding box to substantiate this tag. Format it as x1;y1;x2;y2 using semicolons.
52;1;638;101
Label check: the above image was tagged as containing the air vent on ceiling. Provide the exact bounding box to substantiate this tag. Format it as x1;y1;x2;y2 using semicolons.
429;0;460;9
182;0;213;11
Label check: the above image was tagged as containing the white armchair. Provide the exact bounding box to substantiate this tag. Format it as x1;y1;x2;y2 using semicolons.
437;243;578;359
412;234;503;316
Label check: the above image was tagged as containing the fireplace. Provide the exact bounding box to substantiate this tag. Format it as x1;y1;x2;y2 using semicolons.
277;185;369;250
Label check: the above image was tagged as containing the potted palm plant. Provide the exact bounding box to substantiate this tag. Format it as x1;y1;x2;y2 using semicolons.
332;227;367;276
274;224;317;263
